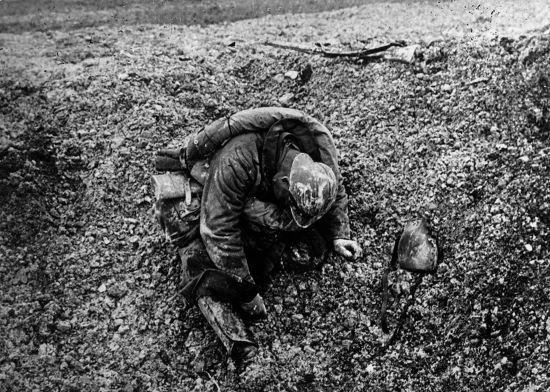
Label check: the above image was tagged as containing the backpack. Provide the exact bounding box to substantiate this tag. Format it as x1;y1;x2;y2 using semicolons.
151;172;203;247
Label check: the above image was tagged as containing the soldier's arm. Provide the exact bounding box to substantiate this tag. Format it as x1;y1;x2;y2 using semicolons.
185;107;307;167
316;182;351;241
242;198;302;232
303;117;352;241
199;147;258;286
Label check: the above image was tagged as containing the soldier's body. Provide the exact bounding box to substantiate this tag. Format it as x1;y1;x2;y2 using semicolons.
157;107;362;361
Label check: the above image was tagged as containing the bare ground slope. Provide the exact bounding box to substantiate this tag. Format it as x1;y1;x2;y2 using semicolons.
1;1;550;391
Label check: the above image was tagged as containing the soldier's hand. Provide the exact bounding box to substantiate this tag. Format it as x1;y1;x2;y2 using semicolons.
333;239;363;260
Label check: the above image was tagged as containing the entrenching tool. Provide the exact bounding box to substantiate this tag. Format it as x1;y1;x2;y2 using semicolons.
380;218;441;334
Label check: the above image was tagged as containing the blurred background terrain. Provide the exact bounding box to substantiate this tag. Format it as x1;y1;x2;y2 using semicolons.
1;0;423;32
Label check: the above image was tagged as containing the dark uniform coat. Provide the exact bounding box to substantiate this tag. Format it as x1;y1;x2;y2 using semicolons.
181;108;350;303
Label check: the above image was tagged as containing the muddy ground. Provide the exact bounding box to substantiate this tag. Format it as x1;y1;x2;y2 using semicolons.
1;1;550;391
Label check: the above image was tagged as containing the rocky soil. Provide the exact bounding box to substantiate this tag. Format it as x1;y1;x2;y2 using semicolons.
1;1;549;391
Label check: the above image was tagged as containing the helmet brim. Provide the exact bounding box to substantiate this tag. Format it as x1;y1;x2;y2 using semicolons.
290;203;320;228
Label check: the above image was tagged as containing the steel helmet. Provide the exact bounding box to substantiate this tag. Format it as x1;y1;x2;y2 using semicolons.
288;153;337;228
392;219;439;273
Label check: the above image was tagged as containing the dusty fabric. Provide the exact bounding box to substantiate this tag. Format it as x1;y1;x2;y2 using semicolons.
188;107;351;238
185;108;350;302
197;296;257;355
179;227;327;302
180;226;286;302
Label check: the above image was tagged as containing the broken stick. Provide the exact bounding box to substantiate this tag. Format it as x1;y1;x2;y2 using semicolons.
263;40;406;59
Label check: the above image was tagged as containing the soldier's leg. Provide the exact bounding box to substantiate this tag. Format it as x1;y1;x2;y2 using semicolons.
242;228;286;291
236;227;285;321
178;239;258;361
197;296;258;362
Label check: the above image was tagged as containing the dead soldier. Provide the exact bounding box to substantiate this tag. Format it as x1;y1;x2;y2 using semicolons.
154;107;362;363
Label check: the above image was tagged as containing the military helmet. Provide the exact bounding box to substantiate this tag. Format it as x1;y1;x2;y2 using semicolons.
288;153;337;228
392;218;439;273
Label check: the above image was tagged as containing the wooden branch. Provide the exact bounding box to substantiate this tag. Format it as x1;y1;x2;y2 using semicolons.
263;40;406;59
263;41;316;54
320;41;406;58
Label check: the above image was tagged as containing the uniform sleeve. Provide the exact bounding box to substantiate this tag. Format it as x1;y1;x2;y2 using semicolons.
185;107;307;167
199;146;258;285
316;182;351;241
242;198;302;232
303;116;351;241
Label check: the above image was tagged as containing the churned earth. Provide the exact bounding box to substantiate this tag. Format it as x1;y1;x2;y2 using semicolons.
1;1;549;391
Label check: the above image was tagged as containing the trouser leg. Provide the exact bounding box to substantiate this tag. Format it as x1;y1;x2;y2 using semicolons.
242;227;286;291
178;239;258;360
179;238;257;303
197;296;258;361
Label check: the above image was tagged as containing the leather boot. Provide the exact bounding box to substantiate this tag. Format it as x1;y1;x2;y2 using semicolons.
197;296;258;363
238;294;268;321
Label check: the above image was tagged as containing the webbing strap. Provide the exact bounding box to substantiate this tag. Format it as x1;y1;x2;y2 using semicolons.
381;235;400;333
184;177;192;206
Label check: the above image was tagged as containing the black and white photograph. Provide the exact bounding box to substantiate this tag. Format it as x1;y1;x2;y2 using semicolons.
1;0;549;390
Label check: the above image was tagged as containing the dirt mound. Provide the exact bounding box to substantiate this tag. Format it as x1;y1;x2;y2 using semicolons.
1;8;549;392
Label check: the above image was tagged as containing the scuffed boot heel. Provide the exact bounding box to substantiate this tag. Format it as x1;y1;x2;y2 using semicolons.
197;296;258;360
231;341;258;365
238;294;267;321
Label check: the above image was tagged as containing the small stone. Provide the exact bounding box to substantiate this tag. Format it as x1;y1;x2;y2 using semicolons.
385;44;419;64
108;283;128;299
57;321;72;333
111;136;125;149
117;73;129;80
441;84;452;92
82;58;98;67
417;348;428;358
204;99;218;110
273;74;285;83
138;140;148;149
284;70;299;80
279;93;294;106
525;244;533;252
98;283;107;293
193;359;205;373
39;343;56;357
303;345;315;354
291;313;304;321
